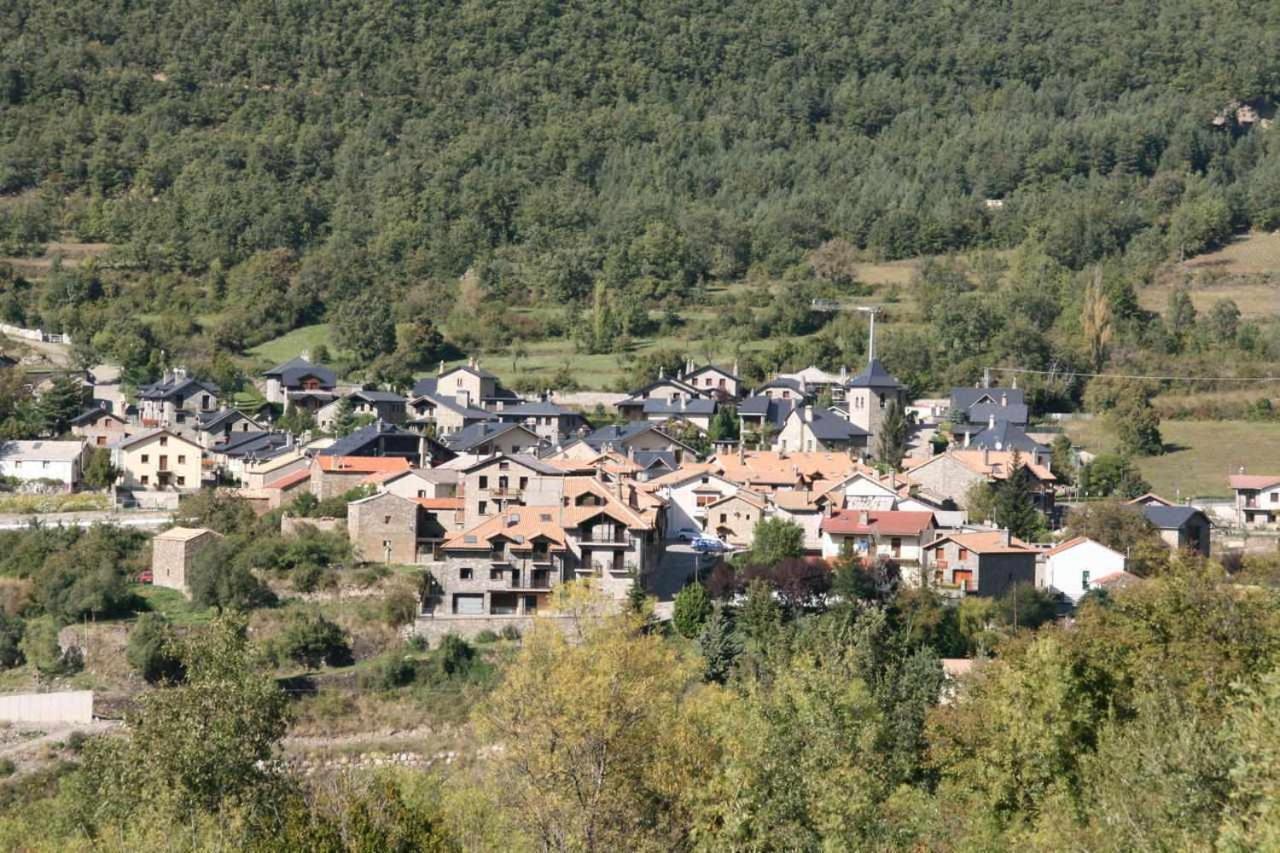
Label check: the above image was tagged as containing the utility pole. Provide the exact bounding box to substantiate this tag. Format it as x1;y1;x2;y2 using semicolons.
856;306;880;363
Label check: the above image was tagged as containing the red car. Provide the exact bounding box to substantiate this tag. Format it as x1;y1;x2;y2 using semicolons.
136;569;153;584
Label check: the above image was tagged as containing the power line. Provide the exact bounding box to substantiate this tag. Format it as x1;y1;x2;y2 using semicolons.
987;366;1280;384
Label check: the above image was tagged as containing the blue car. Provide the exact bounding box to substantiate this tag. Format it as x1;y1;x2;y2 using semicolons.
691;536;729;553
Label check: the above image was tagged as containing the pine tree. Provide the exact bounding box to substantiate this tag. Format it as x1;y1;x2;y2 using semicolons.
993;450;1045;541
876;399;908;469
673;582;712;639
37;375;88;436
697;603;740;684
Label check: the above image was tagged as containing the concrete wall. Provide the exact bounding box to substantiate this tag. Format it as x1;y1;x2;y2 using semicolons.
0;690;93;724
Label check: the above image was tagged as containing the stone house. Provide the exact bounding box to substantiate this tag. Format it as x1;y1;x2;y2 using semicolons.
70;407;130;448
495;399;590;444
681;363;743;401
150;527;222;596
905;449;1056;513
704;490;766;547
195;408;266;449
380;468;460;501
309;455;411;501
444;422;541;456
347;491;444;565
405;392;492;436
263;356;337;407
315;389;406;431
317;420;451;468
110;429;203;491
459;454;568;527
413;360;520;411
136;369;220;429
774;404;868;454
614;376;707;422
922;530;1037;596
1139;504;1211;556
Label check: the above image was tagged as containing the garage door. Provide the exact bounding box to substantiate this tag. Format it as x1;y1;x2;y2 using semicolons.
453;594;484;615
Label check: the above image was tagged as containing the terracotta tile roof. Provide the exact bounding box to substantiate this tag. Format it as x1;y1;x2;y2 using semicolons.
907;450;1055;483
314;456;412;474
417;497;464;510
266;468;311;490
1044;536;1088;557
1228;474;1280;491
821;509;936;537
709;451;863;488
772;489;827;511
707;489;768;511
925;530;1036;554
443;512;569;551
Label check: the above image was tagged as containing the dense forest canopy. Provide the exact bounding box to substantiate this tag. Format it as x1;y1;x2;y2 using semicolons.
1;0;1280;388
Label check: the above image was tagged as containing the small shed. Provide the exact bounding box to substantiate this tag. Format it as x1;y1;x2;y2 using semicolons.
151;527;222;596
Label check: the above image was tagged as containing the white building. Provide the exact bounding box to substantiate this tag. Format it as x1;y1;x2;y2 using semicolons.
0;440;87;491
1042;537;1127;602
650;467;741;535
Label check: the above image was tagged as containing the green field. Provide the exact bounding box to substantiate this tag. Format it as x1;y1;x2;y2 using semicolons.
1064;418;1280;499
247;323;337;367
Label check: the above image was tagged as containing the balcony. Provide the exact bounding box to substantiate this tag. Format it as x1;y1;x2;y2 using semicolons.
580;529;631;546
592;561;638;575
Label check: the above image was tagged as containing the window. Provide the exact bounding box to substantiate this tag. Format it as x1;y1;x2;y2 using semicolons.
499;461;510;471
141;475;149;485
890;537;902;558
1272;493;1278;504
177;455;186;464
490;568;502;580
696;494;717;507
460;567;473;580
879;395;885;409
720;513;727;523
384;515;392;524
141;454;149;464
478;476;488;489
958;547;969;561
177;476;185;486
519;477;528;490
159;436;168;446
418;490;427;498
1082;570;1091;589
478;501;488;515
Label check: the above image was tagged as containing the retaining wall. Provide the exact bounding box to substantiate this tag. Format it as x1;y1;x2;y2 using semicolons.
0;691;93;724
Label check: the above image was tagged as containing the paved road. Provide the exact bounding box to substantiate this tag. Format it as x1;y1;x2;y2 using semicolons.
650;541;722;601
0;511;173;531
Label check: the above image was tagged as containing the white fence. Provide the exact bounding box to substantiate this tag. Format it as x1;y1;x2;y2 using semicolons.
0;323;72;346
0;690;93;724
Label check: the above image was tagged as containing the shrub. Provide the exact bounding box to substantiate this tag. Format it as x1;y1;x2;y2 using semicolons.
382;588;420;628
0;759;14;777
431;634;475;679
126;613;185;684
473;630;499;644
19;618;81;678
673;583;712;639
275;611;352;669
65;731;87;752
499;624;521;642
0;614;24;670
406;634;428;652
360;654;418;690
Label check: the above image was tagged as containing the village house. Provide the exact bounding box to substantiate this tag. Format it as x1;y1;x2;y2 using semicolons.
316;388;407;431
1228;473;1280;527
754;376;807;401
379;468;460;501
769;489;829;552
0;440;88;491
346;490;451;564
648;465;744;534
317;420;451;468
1042;537;1128;602
494;399;589;444
404;390;492;436
905;449;1056;513
737;395;793;444
614;375;708;422
704;490;767;547
820;509;937;585
774;365;849;403
110;429;203;491
774;404;868;454
413;360;521;411
459;454;569;526
150;527;222;597
923;530;1038;596
444;421;542;456
680;363;743;401
1138;504;1212;556
136;369;220;429
70;407;130;448
949;386;1029;427
195;408;266;449
309;455;411;501
263;356;338;407
710;449;863;495
957;416;1049;456
582;421;699;461
633;398;717;431
208;431;294;484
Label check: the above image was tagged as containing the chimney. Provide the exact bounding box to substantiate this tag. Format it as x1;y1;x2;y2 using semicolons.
469;355;477;368
1001;528;1010;546
733;359;740;377
438;360;445;376
1001;393;1007;407
859;509;869;527
988;413;995;429
1012;375;1018;390
739;441;746;464
658;366;665;379
840;365;848;382
964;430;971;448
982;447;990;468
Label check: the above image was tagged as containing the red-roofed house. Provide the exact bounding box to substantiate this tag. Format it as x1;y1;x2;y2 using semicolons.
820;510;936;583
309;455;412;500
923;530;1037;596
1229;473;1280;527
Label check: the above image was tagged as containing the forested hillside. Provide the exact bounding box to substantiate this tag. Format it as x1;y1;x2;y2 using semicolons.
2;0;1280;389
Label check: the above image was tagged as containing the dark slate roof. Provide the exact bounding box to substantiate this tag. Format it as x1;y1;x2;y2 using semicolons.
803;407;869;441
410;392;492;420
685;364;742;382
950;387;1026;411
754;377;804;394
137;376;220;401
967;402;1030;426
444;421;535;452
968;420;1046;453
69;405;122;426
641;398;717;416
265;356;337;388
738;395;794;430
846;358;904;390
584;421;661;450
497;401;577;418
632;450;677;471
445;364;499;381
1142;505;1208;530
198;408;255;431
619;377;704;403
215;430;291;459
318;421;420;457
411;376;439;397
349;388;406;404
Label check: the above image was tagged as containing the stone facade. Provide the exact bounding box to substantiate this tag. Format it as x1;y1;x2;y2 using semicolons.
347;492;424;564
151;527;221;596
